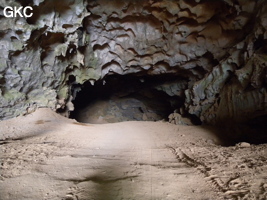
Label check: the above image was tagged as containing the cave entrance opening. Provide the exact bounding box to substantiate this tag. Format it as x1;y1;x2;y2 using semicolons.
69;74;184;124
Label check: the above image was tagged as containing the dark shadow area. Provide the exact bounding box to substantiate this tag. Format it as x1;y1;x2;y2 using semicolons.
211;115;267;146
63;170;140;200
70;74;185;123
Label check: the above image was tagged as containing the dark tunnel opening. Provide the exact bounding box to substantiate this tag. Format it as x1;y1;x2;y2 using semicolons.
69;74;186;124
219;114;267;146
64;72;267;146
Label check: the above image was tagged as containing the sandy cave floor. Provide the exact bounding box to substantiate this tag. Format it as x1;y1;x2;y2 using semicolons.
0;108;266;200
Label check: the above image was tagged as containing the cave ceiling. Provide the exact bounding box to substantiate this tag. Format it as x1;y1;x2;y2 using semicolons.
0;0;266;130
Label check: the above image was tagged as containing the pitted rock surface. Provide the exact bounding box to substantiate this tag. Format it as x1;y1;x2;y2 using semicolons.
0;0;266;141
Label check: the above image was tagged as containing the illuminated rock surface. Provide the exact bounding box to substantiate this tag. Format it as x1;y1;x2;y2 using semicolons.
0;1;267;198
0;0;266;133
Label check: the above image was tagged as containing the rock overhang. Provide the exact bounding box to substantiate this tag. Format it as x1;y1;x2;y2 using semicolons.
0;0;266;140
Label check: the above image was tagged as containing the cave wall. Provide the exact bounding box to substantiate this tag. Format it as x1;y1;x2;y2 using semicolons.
0;0;92;119
185;1;267;126
0;0;266;129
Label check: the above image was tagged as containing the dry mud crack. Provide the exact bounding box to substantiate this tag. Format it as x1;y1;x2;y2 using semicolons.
0;109;266;200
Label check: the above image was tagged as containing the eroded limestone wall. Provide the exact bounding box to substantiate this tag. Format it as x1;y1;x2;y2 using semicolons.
0;0;92;119
184;1;267;126
0;0;266;129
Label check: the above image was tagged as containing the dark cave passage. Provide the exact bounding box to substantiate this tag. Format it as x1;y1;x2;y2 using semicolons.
218;115;267;146
70;74;185;124
67;73;267;146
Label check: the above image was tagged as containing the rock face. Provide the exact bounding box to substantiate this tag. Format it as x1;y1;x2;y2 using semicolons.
70;74;178;123
0;0;266;139
76;97;167;124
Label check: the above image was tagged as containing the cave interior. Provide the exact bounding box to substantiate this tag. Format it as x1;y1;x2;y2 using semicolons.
0;0;267;145
1;1;267;199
